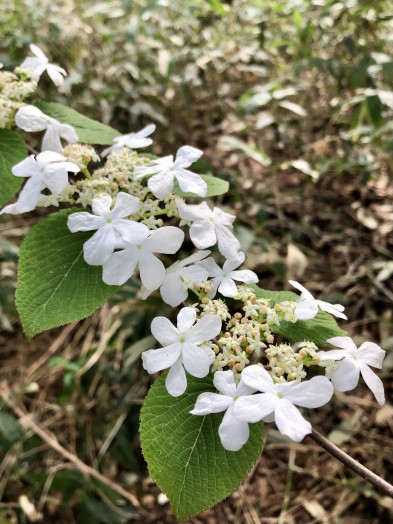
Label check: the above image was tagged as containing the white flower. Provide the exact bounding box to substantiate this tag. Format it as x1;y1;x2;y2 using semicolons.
134;145;206;199
101;124;156;157
158;250;210;307
67;193;143;266
102;226;184;289
233;365;334;442
20;44;67;86
318;336;385;405
177;200;240;258
288;280;347;321
190;370;257;451
199;251;258;298
142;307;222;397
0;152;79;215
15;105;78;153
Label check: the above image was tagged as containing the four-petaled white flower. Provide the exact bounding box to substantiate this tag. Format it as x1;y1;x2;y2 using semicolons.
199;251;258;298
102;226;184;290
134;146;206;199
15;105;78;153
233;365;334;442
67;193;143;266
20;44;67;86
0;152;79;215
101;124;156;157
318;336;385;405
190;370;257;451
142;307;222;397
157;250;210;307
177;200;240;258
289;280;347;321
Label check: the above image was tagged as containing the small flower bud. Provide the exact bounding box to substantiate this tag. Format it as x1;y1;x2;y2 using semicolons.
234;363;243;372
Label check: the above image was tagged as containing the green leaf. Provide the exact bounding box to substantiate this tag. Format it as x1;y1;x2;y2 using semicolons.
16;209;119;338
0;413;24;446
172;174;229;197
207;0;226;14
249;286;347;345
0;129;28;207
140;373;263;520
35;102;120;145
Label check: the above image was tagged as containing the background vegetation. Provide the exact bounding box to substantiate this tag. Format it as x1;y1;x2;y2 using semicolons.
1;0;392;522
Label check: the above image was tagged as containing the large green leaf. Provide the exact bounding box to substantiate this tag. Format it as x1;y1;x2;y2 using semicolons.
16;209;119;338
250;285;347;344
35;102;120;145
140;373;263;520
0;129;27;207
172;174;229;197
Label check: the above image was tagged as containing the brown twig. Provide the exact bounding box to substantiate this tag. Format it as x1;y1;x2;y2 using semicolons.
0;387;142;511
309;428;393;498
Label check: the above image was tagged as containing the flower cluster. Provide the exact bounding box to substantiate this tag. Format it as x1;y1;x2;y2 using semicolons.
1;44;387;455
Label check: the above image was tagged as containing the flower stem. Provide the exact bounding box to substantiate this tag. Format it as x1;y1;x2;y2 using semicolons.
309;428;393;498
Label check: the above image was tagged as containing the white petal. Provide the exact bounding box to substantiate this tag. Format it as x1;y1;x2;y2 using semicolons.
67;212;105;232
110;192;141;219
213;370;237;397
316;300;347;320
357;342;385;368
166;358;187;397
223;251;245;271
212;206;236;227
190;392;233;415
280;376;333;408
102;247;139;285
295;299;318;320
138;252;165;290
47;64;67;86
145;226;184;254
329;358;360;392
83;225;115;265
218;277;238;297
142;343;182;374
42;126;62;152
151;316;180;346
0;203;20;215
148;171;174;199
174;169;207;197
92;195;112;216
275;400;312;442
215;223;241;258
177;307;196;333
189;220;216;249
176;200;212;221
114;220;149;245
175;145;203;168
160;273;187;307
188;314;222;344
218;405;250;451
12;155;40;178
17;176;42;212
43;166;68;194
36;151;66;165
327;336;358;352
15;106;47;132
236;377;257;397
182;343;214;378
288;280;314;301
234;393;278;423
181;265;209;284
57;122;78;143
317;349;347;361
177;250;211;267
30;44;48;62
359;362;385;405
136;123;156;138
198;257;222;278
230;269;259;284
240;365;276;394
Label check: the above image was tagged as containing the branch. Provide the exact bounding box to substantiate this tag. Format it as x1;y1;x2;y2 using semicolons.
309;428;393;498
0;388;145;513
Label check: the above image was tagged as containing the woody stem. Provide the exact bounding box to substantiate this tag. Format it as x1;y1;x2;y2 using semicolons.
309;428;393;497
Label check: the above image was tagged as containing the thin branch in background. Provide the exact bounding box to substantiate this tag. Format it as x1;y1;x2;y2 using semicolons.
309;428;393;498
